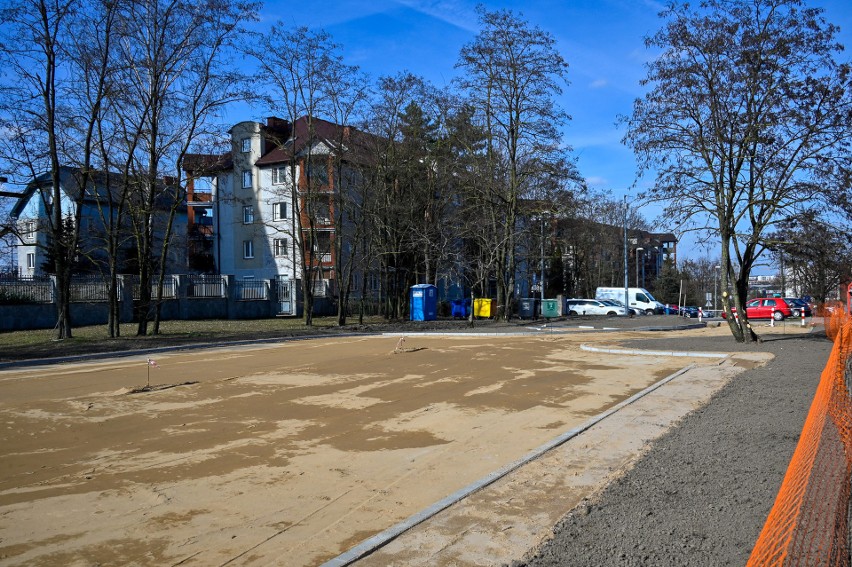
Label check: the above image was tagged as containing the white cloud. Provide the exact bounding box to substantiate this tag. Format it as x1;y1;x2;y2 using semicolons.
393;0;479;32
589;79;608;89
585;176;609;187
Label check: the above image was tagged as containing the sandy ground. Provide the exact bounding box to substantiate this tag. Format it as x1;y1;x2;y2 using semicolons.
0;323;815;566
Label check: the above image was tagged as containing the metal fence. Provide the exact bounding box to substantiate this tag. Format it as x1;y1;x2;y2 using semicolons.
0;274;280;304
131;276;178;300
70;276;110;302
0;276;54;303
235;279;267;300
186;274;226;298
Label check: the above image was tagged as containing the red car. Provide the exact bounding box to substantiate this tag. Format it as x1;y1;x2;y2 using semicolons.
722;297;794;321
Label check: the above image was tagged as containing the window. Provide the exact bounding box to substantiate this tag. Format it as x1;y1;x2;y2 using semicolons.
310;197;330;223
272;202;287;221
369;273;381;291
242;170;252;189
271;167;286;185
274;238;288;257
243;240;254;259
312;232;332;262
26;253;35;269
243;205;254;224
22;220;36;242
308;161;329;186
241;138;251;153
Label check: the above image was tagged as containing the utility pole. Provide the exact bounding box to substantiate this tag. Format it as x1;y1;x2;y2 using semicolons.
623;196;629;311
636;247;644;287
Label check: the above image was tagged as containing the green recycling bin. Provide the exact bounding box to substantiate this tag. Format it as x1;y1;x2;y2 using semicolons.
541;298;560;318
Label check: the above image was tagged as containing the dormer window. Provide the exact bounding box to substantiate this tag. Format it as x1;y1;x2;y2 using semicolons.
241;138;251;153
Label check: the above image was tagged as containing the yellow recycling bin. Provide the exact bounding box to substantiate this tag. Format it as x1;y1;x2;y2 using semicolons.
473;298;492;318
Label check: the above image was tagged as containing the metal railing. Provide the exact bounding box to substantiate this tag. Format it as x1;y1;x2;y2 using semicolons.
131;276;178;300
235;279;267;300
186;274;226;298
0;275;53;303
70;276;110;302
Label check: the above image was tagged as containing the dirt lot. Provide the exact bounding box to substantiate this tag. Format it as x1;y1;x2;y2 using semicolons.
0;321;819;566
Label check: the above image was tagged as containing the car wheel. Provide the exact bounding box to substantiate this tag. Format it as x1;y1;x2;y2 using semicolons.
645;309;654;316
773;310;785;321
791;309;800;317
569;310;578;316
607;311;616;317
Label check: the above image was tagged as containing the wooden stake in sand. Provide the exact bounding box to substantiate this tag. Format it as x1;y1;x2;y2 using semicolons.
146;358;159;387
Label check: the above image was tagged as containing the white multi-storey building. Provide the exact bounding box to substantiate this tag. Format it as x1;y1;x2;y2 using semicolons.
183;115;368;316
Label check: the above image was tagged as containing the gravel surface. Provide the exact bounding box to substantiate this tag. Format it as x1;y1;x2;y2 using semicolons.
511;330;831;567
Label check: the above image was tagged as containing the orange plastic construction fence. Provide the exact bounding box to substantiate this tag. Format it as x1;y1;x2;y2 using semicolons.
747;310;852;566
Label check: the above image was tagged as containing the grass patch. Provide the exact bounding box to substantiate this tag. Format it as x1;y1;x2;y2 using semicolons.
0;316;388;362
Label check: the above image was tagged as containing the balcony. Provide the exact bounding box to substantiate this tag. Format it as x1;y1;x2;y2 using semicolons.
187;191;213;204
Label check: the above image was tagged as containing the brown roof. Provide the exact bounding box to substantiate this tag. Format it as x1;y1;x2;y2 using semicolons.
255;116;373;166
182;153;233;174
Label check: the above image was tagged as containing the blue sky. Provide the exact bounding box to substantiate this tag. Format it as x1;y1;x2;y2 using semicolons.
247;0;852;264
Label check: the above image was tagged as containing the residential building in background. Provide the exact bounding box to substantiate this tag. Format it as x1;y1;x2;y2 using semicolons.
183;116;372;316
10;167;186;277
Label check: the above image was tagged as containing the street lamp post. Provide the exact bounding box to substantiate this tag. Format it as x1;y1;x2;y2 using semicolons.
714;265;720;312
635;247;644;287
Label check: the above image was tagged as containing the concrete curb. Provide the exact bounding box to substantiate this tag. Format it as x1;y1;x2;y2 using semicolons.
580;344;730;359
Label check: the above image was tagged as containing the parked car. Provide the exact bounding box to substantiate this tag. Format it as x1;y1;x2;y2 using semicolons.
721;297;794;321
784;298;812;318
565;299;627;317
663;304;680;315
599;298;637;316
679;305;700;318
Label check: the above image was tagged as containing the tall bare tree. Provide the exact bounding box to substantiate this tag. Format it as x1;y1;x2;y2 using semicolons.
0;0;115;339
249;25;360;326
114;0;258;335
456;7;572;320
624;0;852;342
362;73;436;319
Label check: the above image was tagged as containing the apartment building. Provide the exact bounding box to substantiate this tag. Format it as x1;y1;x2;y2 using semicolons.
183;116;369;316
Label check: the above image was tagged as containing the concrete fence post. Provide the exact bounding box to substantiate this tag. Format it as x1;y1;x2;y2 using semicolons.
177;274;189;320
226;275;236;319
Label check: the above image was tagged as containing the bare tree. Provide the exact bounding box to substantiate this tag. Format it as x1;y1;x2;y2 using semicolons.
456;7;572;320
318;50;369;326
0;0;116;339
113;0;258;335
624;0;852;342
361;73;438;319
768;211;852;303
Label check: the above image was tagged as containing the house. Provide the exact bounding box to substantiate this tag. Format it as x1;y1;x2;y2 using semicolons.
182;116;374;316
10;166;187;277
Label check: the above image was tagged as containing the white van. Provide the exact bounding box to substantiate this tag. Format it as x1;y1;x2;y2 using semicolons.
596;287;665;315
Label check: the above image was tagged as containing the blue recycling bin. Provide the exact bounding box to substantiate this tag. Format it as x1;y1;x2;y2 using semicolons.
450;299;471;318
410;284;437;321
